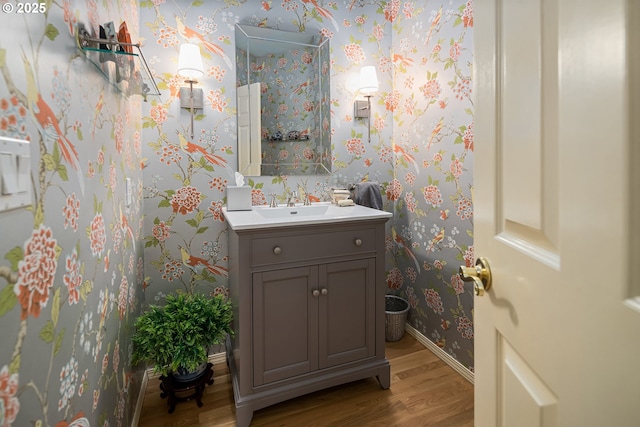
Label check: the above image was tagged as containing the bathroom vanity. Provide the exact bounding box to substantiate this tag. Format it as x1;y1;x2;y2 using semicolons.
223;203;392;426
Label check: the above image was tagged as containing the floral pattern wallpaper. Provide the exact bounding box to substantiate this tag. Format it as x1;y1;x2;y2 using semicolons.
389;1;475;369
0;1;145;426
140;0;475;372
0;0;473;426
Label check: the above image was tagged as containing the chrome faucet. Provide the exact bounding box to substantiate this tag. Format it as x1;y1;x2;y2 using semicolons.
303;193;311;206
269;193;278;208
287;191;297;207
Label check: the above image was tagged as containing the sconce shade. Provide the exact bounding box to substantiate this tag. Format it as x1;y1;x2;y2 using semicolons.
359;66;379;94
177;43;204;79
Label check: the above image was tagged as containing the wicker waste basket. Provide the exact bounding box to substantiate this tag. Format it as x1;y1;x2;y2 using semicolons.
385;295;409;342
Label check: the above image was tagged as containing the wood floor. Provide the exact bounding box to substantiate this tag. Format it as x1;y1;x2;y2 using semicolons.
137;334;474;426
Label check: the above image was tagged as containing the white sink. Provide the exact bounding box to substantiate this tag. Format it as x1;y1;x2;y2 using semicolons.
254;204;330;219
223;202;392;230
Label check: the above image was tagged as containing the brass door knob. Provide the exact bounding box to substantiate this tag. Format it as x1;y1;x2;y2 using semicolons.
459;257;492;296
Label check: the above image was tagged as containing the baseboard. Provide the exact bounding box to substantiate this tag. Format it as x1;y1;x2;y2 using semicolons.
404;324;474;384
132;352;227;426
131;369;149;427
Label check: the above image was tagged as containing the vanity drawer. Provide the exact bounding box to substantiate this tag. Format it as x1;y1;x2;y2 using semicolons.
251;227;377;266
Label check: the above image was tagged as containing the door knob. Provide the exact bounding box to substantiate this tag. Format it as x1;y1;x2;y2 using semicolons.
459;257;492;296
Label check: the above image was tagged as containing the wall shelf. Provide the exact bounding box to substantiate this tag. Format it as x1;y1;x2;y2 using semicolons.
75;23;160;100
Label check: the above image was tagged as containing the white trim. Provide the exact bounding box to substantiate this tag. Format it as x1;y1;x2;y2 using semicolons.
404;324;474;384
131;369;149;427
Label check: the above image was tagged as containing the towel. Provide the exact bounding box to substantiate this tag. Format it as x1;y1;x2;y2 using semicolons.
351;182;383;210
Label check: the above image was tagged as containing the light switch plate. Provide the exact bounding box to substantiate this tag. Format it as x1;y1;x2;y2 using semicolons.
0;136;31;212
0;153;17;195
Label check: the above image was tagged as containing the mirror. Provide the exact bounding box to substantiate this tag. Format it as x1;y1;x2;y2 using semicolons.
235;24;331;176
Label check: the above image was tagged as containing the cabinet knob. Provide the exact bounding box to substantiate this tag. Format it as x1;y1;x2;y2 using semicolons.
354;238;362;247
321;288;328;296
312;289;320;298
273;246;282;255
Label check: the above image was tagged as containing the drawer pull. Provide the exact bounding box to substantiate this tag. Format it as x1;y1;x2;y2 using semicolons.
321;288;328;296
312;289;320;298
354;238;362;247
273;246;282;255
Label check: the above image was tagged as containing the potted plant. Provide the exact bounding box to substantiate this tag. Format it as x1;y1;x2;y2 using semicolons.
132;292;233;380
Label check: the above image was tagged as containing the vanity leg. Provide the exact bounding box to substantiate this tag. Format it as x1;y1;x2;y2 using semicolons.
235;405;253;427
377;365;391;389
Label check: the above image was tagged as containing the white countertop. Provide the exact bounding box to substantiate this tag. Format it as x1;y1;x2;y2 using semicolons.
222;202;392;231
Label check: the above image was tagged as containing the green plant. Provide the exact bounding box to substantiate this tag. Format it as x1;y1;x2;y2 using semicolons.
132;292;233;376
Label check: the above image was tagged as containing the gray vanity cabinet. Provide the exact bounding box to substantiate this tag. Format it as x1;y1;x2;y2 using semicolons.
227;220;390;427
253;258;375;387
252;265;319;387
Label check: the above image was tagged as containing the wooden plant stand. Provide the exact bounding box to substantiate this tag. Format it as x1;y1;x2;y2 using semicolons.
159;363;214;413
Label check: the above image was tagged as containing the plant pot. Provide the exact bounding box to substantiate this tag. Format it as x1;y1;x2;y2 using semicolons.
171;360;209;382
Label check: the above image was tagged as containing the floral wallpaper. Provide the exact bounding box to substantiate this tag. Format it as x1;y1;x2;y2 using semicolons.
0;1;145;426
140;0;475;373
389;1;475;370
0;1;473;426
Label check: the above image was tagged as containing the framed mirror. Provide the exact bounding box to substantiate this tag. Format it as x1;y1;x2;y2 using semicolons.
235;24;331;176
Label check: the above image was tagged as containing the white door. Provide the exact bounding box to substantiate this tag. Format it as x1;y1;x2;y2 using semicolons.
237;82;262;176
473;1;640;426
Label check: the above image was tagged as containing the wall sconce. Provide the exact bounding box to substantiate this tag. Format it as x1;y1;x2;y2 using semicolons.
354;65;379;143
177;43;204;139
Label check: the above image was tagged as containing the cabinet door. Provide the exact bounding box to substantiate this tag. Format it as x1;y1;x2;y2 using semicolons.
318;259;376;369
253;266;319;387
